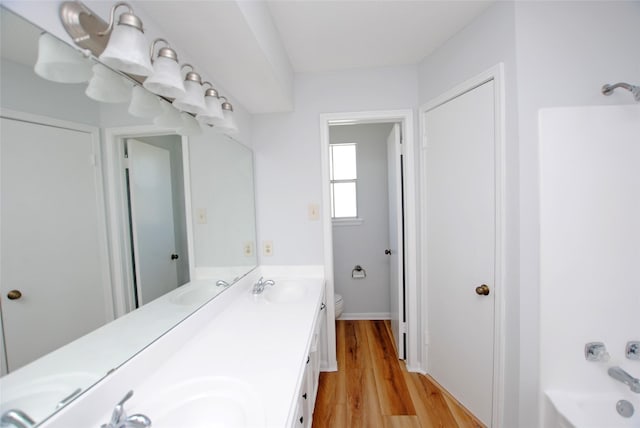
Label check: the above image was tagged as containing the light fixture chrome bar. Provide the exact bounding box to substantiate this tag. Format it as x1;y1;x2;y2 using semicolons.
60;1;109;56
602;82;640;101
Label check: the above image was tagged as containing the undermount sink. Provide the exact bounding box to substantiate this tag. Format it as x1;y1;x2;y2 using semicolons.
133;377;265;428
263;281;307;304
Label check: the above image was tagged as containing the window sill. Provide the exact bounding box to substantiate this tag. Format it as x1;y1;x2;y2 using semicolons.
332;218;364;227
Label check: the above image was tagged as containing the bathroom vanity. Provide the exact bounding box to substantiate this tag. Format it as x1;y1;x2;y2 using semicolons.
37;269;326;427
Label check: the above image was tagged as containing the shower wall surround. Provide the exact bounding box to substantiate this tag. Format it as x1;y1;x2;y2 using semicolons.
539;104;640;424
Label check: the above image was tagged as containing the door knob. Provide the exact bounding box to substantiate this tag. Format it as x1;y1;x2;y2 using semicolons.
170;254;179;260
385;249;392;255
7;290;22;300
475;284;490;296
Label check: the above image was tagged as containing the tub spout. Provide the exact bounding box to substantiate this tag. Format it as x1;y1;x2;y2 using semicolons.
608;366;640;393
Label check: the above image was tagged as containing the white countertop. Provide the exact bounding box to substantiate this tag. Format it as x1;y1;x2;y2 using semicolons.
41;269;325;427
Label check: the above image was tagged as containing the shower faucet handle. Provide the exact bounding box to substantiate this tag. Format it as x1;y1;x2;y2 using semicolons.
626;341;640;360
585;342;610;362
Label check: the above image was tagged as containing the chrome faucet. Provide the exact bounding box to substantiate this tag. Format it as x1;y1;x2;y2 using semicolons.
608;366;640;393
0;409;35;428
252;277;275;294
215;280;230;287
101;391;152;428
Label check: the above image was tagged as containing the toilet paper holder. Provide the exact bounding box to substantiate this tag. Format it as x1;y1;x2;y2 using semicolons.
352;265;366;279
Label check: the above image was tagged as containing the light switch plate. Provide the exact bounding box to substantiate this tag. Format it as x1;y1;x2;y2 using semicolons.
308;203;320;221
196;208;207;224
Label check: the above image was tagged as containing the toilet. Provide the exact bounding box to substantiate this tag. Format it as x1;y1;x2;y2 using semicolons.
334;294;344;319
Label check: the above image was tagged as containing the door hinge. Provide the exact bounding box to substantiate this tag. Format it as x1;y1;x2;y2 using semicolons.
400;322;408;334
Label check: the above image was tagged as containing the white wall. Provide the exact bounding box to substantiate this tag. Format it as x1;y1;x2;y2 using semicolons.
330;123;394;317
513;2;640;426
252;65;418;265
417;2;520;426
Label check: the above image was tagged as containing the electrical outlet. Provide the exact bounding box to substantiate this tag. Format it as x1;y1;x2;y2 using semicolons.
308;203;320;221
243;242;254;257
196;208;207;224
263;241;273;257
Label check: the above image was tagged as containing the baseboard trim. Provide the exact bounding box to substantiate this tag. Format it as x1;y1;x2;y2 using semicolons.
338;312;391;320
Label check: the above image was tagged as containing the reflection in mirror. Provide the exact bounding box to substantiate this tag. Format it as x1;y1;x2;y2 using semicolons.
0;6;257;425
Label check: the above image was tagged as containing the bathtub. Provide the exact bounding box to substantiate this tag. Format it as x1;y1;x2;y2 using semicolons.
546;390;640;428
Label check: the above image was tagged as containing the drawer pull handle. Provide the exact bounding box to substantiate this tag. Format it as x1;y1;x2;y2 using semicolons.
303;393;307;399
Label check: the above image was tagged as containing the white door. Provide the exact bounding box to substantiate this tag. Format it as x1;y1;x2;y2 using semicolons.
386;124;405;359
424;81;495;425
127;139;178;305
1;117;110;372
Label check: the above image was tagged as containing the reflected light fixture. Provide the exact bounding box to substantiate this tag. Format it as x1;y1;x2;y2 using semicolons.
85;63;132;103
143;38;186;99
34;32;93;83
172;64;206;115
196;82;224;124
128;85;162;118
153;100;183;128
178;112;203;137
97;2;153;76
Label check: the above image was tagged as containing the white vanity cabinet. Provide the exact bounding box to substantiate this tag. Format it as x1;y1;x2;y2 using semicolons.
292;295;326;428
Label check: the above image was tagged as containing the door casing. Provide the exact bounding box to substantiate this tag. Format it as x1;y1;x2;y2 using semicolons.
319;109;419;372
103;126;195;317
419;63;506;427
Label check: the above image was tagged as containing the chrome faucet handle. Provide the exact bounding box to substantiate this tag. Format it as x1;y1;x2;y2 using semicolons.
626;341;640;360
585;342;610;361
101;391;134;428
119;414;152;428
0;409;36;428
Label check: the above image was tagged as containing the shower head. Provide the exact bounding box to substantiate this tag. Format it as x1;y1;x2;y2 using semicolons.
602;82;640;102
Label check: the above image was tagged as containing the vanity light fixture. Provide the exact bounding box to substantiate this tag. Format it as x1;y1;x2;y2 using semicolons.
212;97;239;134
34;32;93;83
143;39;186;99
128;85;162;118
178;112;203;137
172;64;207;115
97;2;153;76
85;63;132;103
196;82;224;124
153;100;183;128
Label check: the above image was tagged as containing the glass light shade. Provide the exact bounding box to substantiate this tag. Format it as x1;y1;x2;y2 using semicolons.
128;86;162;118
99;23;153;76
143;56;186;99
85;63;132;103
178;113;202;136
34;33;92;83
172;80;206;114
196;95;224;124
153;101;182;128
212;110;238;134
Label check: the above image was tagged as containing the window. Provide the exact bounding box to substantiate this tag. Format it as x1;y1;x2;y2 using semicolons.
329;143;358;218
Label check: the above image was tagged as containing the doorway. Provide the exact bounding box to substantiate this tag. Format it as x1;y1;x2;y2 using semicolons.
328;122;406;359
319;109;418;372
124;136;190;308
103;126;194;317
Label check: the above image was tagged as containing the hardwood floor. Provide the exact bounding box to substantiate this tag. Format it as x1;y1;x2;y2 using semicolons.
312;320;484;428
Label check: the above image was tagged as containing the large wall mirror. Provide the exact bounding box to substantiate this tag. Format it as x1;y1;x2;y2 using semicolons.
0;6;257;425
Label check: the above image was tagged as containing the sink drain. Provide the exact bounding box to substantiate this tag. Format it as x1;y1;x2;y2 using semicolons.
617;400;634;418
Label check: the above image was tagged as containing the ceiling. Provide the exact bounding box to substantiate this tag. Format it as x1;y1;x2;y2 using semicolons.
137;0;494;114
1;1;495;115
267;0;494;73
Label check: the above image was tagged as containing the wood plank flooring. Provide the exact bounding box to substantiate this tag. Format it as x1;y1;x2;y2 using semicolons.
312;320;484;428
